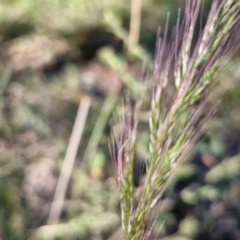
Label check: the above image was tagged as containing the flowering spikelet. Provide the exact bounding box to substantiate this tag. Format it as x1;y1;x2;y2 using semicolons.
110;1;240;239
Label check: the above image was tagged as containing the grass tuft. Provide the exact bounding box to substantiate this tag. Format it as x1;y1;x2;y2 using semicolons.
110;1;240;239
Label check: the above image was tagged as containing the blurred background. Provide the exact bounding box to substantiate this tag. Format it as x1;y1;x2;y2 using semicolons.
0;0;240;239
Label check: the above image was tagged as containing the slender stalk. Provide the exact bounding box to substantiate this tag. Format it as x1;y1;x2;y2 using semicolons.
128;0;142;48
81;90;118;170
48;96;91;225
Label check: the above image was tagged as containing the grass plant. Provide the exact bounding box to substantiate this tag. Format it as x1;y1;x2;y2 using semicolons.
110;1;240;239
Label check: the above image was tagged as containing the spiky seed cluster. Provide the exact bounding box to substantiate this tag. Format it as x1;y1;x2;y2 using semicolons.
110;1;240;239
